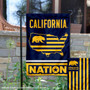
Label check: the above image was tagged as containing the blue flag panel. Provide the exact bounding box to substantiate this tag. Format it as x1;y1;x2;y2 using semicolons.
68;58;89;90
26;14;70;60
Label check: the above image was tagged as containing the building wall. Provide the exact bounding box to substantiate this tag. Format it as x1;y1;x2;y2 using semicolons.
0;31;90;80
0;31;26;80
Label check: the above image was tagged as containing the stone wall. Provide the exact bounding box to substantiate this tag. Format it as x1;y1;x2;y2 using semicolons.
0;31;26;79
0;31;90;79
71;33;90;58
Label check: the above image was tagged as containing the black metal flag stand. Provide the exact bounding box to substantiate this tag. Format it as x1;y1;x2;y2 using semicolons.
17;10;23;90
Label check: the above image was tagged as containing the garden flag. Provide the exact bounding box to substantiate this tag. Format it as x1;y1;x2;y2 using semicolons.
26;14;70;76
26;14;70;60
68;58;89;90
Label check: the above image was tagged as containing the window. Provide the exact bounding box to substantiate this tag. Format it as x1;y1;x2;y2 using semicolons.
61;0;84;32
86;0;90;33
5;0;52;26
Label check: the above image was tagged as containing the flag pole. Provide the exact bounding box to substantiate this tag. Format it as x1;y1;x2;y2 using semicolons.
17;10;23;90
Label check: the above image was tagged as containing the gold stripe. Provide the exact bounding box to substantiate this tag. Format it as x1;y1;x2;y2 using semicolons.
46;34;56;37
80;58;82;90
76;71;78;90
69;71;71;90
60;38;67;40
34;49;62;51
46;38;59;40
31;45;64;48
83;58;85;90
26;63;67;65
87;58;89;90
73;71;75;90
46;38;66;40
26;74;67;76
47;42;64;44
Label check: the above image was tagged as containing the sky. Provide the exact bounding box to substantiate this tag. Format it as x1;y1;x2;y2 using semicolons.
7;0;22;26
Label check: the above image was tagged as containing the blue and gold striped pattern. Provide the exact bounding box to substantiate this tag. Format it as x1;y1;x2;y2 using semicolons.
29;33;68;57
68;58;89;90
